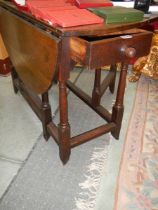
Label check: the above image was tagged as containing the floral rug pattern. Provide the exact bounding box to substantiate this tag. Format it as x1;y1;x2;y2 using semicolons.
114;76;158;210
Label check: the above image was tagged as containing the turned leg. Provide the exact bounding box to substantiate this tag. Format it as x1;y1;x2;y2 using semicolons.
128;70;141;82
41;92;52;140
111;63;128;139
109;64;117;93
92;68;101;106
11;67;18;93
58;81;71;164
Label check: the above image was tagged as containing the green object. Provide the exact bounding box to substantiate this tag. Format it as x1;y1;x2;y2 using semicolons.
88;6;144;24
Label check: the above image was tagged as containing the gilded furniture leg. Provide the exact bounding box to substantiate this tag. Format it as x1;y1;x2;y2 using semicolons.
128;70;141;82
58;81;71;164
111;63;128;139
41;92;52;140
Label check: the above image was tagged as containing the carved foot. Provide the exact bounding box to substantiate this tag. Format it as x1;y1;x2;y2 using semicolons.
128;72;141;82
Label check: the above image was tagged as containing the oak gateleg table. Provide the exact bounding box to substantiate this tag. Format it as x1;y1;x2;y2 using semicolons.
0;0;157;163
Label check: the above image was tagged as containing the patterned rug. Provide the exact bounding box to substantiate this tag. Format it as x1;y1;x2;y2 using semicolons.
1;72;157;210
76;76;158;210
113;76;158;210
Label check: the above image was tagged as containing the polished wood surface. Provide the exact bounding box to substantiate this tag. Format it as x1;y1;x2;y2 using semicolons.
70;29;152;68
0;1;158;37
0;7;59;94
0;0;156;164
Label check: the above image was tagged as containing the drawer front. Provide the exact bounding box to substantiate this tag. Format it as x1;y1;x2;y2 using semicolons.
70;30;153;69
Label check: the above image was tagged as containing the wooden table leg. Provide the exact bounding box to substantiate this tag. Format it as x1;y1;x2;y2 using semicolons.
111;63;128;139
41;92;52;140
92;68;101;106
11;67;18;94
109;64;117;94
92;65;117;108
58;81;71;164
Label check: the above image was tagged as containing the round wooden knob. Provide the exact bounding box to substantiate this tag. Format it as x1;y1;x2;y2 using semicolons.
124;47;136;58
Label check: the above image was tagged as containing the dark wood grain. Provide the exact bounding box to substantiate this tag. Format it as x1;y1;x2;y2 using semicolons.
0;7;59;94
0;0;156;163
70;29;153;69
0;1;157;37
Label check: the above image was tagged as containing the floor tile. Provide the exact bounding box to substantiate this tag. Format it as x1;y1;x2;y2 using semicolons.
0;69;81;161
0;69;82;201
0;159;21;198
0;76;41;161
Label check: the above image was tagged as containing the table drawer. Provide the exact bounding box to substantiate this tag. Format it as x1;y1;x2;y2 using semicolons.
70;29;153;69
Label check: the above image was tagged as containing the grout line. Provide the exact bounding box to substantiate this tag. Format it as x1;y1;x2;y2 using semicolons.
0;133;43;204
0;68;84;204
0;155;23;165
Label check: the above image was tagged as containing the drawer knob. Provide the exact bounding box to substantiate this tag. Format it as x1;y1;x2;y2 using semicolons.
124;47;136;58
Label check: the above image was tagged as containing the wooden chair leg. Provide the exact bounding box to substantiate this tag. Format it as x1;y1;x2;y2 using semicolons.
58;81;71;164
111;63;128;139
92;68;101;106
109;64;117;93
41;92;52;140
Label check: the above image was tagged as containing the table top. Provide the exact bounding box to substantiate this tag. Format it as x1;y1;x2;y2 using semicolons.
0;0;158;37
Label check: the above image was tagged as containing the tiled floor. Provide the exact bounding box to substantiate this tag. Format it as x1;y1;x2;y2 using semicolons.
0;69;81;200
0;76;41;198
